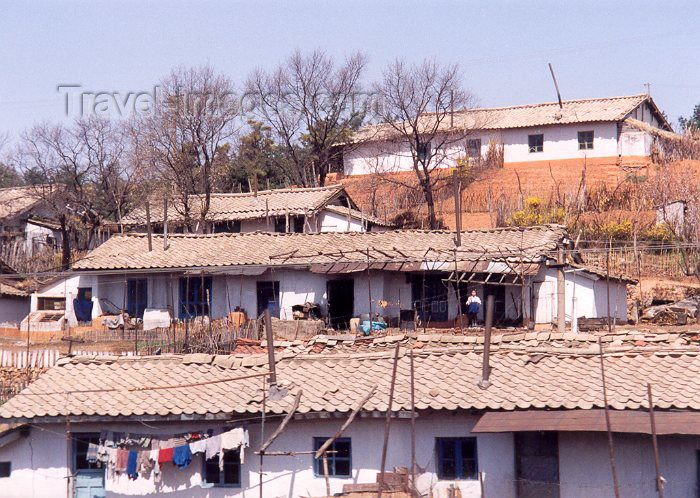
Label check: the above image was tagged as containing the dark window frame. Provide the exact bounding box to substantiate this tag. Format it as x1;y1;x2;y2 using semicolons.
179;276;212;319
202;449;241;488
528;134;544;153
466;138;482;158
0;461;10;478
578;130;594;150
256;281;280;317
436;437;478;480
313;437;352;478
72;433;102;471
417;140;432;163
126;278;148;319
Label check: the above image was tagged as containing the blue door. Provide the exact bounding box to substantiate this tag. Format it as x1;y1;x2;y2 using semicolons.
73;433;105;498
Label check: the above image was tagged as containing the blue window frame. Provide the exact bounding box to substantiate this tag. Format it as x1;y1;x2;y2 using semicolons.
436;437;478;480
313;437;351;477
179;276;212;319
202;449;241;487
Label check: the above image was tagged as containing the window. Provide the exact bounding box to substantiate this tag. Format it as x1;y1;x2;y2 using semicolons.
436;438;477;480
213;220;241;233
466;138;482;158
127;279;148;319
73;433;101;471
274;217;286;233
38;297;65;311
256;281;280;316
313;437;351;477
179;276;212;318
417;141;431;163
528;134;544;153
293;217;305;233
0;462;10;478
203;449;240;487
578;130;594;150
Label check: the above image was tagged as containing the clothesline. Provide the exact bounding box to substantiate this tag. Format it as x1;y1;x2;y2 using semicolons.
89;427;249;483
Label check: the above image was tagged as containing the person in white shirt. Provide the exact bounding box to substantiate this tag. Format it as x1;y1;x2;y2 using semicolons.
466;290;482;327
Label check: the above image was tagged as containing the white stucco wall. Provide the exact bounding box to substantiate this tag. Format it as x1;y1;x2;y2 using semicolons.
0;414;516;498
31;274;98;326
343;109;662;177
559;431;699;498
0;297;28;326
318;209;365;232
4;416;700;498
533;268;628;324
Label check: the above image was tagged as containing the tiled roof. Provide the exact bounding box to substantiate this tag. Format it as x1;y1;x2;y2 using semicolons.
72;225;566;271
0;280;28;298
0;185;54;222
121;185;346;225
351;95;670;143
3;339;700;421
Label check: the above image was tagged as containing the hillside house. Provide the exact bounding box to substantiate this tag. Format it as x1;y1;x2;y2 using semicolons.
0;334;699;497
120;185;392;234
26;225;630;329
342;94;672;177
0;185;62;257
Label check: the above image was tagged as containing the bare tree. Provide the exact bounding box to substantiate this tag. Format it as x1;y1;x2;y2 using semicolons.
246;50;367;187
371;59;481;229
15;117;133;268
133;65;240;232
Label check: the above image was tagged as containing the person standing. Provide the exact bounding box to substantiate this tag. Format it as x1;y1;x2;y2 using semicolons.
466;290;482;327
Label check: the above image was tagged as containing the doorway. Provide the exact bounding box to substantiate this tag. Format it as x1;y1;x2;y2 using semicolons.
73;433;105;498
411;274;449;323
515;432;560;498
256;281;280;317
127;278;148;319
327;279;354;329
484;284;507;323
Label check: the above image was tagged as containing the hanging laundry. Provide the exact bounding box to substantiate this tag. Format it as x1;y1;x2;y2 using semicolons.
221;428;250;464
172;445;192;469
86;442;99;463
158;447;173;464
205;434;221;460
116;449;129;473
189;439;206;455
150;448;161;483
138;450;153;480
126;450;139;480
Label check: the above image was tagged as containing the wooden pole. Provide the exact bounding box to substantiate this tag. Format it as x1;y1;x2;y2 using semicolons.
259;390;302;453
454;249;462;332
377;344;401;498
598;338;621;498
314;385;377;459
264;309;277;385
145;199;153;252
259;375;265;498
366;249;373;325
607;238;612;333
479;295;494;389
163;195;169;250
453;169;462;247
647;384;665;498
410;347;417;494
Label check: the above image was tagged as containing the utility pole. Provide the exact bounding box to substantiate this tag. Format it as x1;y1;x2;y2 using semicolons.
557;244;566;332
453;169;462;247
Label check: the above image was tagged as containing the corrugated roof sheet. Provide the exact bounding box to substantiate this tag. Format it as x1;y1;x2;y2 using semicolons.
351;94;667;143
3;345;700;421
72;225;566;271
121;185;346;225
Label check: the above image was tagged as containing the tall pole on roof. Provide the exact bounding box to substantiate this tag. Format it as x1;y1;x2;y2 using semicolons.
145;200;153;252
647;384;665;498
377;343;400;498
598;338;621;498
453;169;462;247
163;195;169;251
548;63;563;109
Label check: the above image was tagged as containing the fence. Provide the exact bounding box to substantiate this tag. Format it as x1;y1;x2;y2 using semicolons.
69;317;262;354
0;349;138;369
583;245;700;280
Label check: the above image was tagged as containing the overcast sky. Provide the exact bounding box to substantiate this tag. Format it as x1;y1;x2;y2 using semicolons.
1;0;698;140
